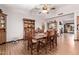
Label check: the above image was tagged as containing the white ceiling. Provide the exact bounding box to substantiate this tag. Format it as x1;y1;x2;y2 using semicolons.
0;4;67;12
0;4;74;22
0;4;68;19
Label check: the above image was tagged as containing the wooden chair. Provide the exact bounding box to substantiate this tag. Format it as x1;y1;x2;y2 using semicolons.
46;31;52;50
51;30;57;47
50;30;55;48
24;29;29;40
53;30;57;46
39;31;51;53
27;31;38;54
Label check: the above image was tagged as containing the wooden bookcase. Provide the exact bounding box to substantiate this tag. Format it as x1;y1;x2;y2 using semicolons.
0;9;7;44
23;18;35;40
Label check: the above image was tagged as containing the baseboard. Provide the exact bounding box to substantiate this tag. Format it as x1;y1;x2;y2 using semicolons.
0;39;24;45
7;39;24;43
0;42;6;45
74;39;79;41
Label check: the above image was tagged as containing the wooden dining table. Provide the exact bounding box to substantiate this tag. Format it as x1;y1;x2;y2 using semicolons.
34;33;46;40
32;32;55;54
33;33;47;54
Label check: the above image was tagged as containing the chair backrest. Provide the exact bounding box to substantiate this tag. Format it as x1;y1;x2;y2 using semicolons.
53;30;57;39
27;31;33;45
24;29;31;40
46;31;51;43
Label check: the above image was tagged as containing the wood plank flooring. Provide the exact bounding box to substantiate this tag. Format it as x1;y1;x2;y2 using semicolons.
0;33;79;55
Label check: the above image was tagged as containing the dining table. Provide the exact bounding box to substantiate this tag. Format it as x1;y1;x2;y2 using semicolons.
33;33;47;54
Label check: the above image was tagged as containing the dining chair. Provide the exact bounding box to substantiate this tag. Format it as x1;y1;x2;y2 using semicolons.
47;31;53;51
27;31;38;55
51;30;57;48
39;31;51;53
53;30;58;46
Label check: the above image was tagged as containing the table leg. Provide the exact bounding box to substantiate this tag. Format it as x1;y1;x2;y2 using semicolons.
37;41;40;55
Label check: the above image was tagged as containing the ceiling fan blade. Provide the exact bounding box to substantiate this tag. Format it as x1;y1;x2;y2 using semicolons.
34;7;40;10
50;7;56;10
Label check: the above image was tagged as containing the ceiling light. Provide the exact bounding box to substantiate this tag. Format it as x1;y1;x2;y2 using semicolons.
32;4;56;14
41;4;49;14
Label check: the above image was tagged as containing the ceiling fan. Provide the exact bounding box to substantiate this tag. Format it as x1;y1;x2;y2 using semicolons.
32;4;56;14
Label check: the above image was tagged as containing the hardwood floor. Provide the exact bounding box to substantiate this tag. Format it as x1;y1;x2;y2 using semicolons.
0;33;79;55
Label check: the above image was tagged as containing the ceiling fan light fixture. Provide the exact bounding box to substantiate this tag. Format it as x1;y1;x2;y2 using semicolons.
42;4;48;10
32;4;56;14
41;4;49;14
42;9;48;13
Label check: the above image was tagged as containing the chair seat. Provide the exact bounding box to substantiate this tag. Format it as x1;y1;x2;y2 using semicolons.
32;39;37;43
40;39;46;43
40;38;50;45
51;36;53;39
